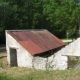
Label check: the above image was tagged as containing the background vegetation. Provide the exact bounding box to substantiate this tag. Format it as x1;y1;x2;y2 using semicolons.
0;0;80;44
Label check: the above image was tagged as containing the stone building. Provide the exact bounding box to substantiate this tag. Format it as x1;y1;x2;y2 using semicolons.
6;29;67;70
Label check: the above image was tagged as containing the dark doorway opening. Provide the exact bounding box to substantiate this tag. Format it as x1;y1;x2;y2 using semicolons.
10;48;18;67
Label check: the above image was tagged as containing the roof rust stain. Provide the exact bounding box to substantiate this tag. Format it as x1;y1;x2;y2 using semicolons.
6;30;65;55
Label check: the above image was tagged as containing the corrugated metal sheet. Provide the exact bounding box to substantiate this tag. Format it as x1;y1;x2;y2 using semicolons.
6;30;65;55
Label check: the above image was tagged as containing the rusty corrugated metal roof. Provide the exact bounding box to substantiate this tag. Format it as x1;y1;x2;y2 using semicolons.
6;29;65;55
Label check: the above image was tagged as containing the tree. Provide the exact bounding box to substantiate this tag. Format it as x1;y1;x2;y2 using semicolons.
43;0;80;38
7;0;46;29
0;1;10;43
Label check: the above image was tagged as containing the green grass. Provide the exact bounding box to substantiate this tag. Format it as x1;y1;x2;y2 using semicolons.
0;67;80;80
61;38;73;40
0;61;2;68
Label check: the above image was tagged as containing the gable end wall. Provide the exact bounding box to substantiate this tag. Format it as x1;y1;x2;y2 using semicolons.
6;32;33;68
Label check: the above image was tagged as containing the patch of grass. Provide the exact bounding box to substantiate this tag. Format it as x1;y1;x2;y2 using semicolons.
0;61;2;68
0;75;8;80
0;73;11;80
0;67;80;80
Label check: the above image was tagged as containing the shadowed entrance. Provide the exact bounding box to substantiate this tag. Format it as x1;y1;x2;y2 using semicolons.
10;48;18;67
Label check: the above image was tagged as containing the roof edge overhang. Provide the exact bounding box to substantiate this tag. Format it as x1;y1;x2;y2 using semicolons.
32;45;65;55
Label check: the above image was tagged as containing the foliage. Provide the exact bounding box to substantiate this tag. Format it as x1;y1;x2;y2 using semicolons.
43;0;80;38
0;0;80;43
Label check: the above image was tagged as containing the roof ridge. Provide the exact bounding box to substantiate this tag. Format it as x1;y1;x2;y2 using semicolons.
6;29;47;32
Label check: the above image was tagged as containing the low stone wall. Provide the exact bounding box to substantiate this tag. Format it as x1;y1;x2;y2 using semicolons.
32;57;47;70
32;54;68;70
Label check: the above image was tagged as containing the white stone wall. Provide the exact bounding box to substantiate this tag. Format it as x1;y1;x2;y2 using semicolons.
32;57;47;70
48;53;68;70
6;31;33;68
62;38;80;56
32;54;68;70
